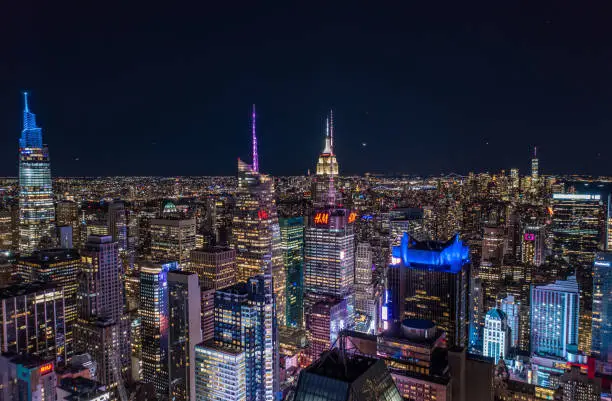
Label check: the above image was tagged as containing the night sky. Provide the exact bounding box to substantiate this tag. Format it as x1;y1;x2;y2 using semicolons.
2;2;612;177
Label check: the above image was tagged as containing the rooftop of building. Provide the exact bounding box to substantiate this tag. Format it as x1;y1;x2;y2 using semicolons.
304;348;380;383
18;248;80;263
59;377;109;400
0;352;49;369
195;340;244;356
0;281;58;299
192;246;234;254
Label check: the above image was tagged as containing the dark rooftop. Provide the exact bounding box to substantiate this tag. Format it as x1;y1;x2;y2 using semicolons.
305;349;378;383
0;281;58;299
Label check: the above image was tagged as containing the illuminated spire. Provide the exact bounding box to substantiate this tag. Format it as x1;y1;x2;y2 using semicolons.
534;146;537;158
329;109;334;154
322;116;333;154
252;104;259;173
20;91;42;149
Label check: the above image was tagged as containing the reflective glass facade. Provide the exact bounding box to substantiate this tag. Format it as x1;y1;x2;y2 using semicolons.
18;93;55;255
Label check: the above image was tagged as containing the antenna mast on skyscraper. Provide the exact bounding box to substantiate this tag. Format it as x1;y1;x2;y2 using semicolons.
252;104;259;172
23;92;29;112
534;146;537;158
329;109;334;154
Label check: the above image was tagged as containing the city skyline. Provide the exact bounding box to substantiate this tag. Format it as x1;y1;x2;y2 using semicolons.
3;3;612;177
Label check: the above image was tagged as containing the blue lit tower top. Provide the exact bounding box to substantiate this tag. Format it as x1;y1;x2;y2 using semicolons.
391;232;470;273
20;92;43;149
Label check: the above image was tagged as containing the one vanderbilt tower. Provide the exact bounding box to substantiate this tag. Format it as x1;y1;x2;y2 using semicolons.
18;92;55;254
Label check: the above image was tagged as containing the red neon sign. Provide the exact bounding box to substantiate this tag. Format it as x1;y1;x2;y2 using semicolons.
314;212;330;225
524;233;535;241
257;210;269;220
348;212;357;224
40;363;53;375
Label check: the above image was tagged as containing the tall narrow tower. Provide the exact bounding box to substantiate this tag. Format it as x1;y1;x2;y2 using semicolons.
531;146;539;181
252;104;259;173
18;92;55;254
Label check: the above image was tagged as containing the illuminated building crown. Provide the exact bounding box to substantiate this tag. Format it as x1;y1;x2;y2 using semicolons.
391;232;470;273
20;92;43;149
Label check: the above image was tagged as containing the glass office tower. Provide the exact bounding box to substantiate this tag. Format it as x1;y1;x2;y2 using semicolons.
279;216;304;328
18;92;55;254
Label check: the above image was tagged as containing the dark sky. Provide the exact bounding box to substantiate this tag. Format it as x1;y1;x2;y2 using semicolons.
2;2;612;177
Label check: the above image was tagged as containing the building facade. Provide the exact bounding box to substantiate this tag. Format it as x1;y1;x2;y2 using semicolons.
279;216;305;328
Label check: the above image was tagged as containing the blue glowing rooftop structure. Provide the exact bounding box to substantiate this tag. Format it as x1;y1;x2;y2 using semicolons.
20;92;43;149
391;233;469;273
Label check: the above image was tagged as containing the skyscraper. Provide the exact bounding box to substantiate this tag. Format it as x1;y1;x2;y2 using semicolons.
482;309;509;363
16;249;81;359
189;247;236;341
139;260;178;397
0;282;67;364
150;216;196;268
18;92;56;254
232;106;285;326
354;242;375;332
56;200;80;250
167;271;202;401
279;216;304;328
312;112;339;208
304;113;356;329
531;275;579;358
498;294;520;350
74;235;130;395
0;353;58;401
388;233;470;347
306;298;347;361
592;252;612;374
521;225;545;267
108;200;128;252
531;146;539;182
551;193;604;354
213;275;278;401
194;341;246;401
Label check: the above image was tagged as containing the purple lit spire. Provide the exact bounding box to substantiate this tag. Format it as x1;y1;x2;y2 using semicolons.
534;146;537;158
329;109;334;154
252;104;259;173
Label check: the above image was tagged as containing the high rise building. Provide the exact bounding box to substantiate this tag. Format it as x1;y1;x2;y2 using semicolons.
194;341;246;401
18;92;56;254
74;235;130;395
108;200;128;252
530;275;579;358
531;146;539;182
189;247;236;341
150;217;196;268
389;208;425;246
312;112;339;208
521;225;545;267
189;246;236;290
498;294;520;350
551;193;604;354
232;106;285;326
0;282;67;364
306;298;348;361
377;319;451;401
279;216;304;328
592;252;612;374
354;242;375;332
56;200;81;250
16;249;81;359
388;233;470;347
294;348;402;401
482;309;509;363
0;353;57;401
0;209;14;249
213;275;278;401
167;271;202;401
139;260;178;397
606;194;612;251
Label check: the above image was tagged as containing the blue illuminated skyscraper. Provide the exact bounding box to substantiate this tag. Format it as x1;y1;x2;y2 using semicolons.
18;92;55;254
213;275;278;401
387;233;470;347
